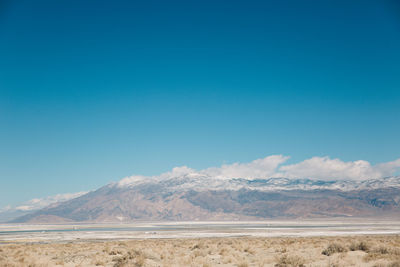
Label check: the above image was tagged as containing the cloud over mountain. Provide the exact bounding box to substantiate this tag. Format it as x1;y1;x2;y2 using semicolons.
279;157;400;181
203;155;289;179
0;191;89;222
119;155;400;185
3;192;88;212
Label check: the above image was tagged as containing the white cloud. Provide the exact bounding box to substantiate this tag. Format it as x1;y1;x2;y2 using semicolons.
13;191;88;211
118;175;148;187
118;166;200;187
278;157;376;180
0;205;12;212
15;205;34;211
119;155;400;185
278;157;400;181
375;158;400;177
118;155;290;187
202;155;289;179
160;166;200;179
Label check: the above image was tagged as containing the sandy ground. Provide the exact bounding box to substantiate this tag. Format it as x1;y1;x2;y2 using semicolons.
1;235;400;266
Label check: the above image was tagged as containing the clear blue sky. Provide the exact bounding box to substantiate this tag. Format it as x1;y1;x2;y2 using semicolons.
1;0;399;207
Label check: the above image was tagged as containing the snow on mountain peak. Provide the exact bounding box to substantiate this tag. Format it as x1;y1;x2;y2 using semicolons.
116;173;400;192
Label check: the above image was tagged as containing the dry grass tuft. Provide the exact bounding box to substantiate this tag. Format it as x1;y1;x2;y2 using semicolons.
364;243;400;263
275;254;305;267
373;246;391;255
322;243;347;256
349;241;370;252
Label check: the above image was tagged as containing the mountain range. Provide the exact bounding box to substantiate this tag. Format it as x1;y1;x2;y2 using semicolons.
10;175;400;223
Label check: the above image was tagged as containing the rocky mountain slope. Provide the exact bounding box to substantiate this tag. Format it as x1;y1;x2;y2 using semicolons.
12;175;400;223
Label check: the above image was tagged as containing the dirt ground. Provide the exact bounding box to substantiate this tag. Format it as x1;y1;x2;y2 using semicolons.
1;235;400;266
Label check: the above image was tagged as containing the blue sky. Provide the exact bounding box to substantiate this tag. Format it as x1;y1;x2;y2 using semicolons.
0;0;400;208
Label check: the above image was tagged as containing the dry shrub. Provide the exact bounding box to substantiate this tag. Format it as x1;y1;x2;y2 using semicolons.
112;255;128;267
219;248;227;255
276;247;287;253
322;243;347;256
275;254;305;267
364;253;380;262
135;254;146;267
192;242;205;250
193;249;206;257
238;263;249;267
349;241;370;252
109;250;120;255
365;245;400;262
112;250;146;267
373;246;391;255
388;261;400;267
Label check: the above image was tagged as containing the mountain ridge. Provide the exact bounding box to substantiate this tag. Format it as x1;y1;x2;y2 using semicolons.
11;176;400;223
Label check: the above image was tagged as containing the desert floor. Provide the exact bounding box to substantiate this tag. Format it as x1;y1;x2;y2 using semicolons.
1;235;400;267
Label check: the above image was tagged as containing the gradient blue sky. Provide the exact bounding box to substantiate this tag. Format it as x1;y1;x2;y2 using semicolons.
1;0;400;207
